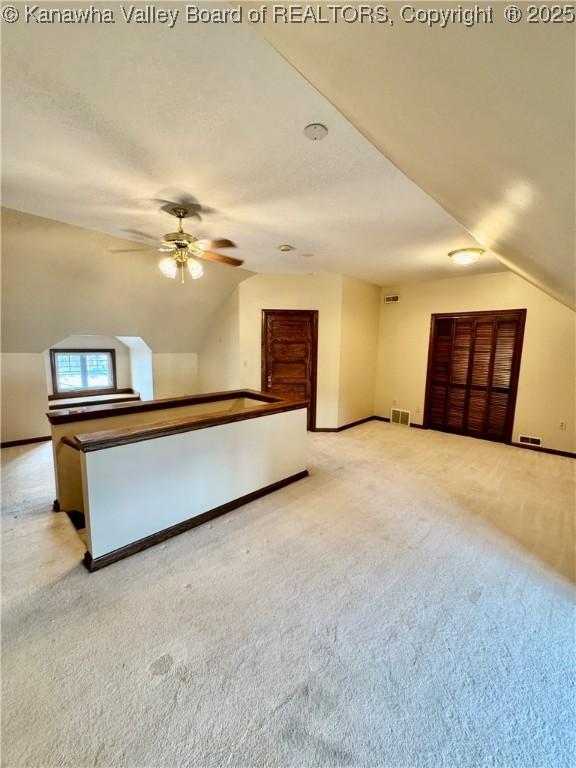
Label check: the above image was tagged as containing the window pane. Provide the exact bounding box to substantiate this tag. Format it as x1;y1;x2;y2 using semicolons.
55;354;83;391
54;351;114;392
86;354;112;388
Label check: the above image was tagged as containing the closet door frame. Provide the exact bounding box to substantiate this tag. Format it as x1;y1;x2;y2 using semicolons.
423;309;527;444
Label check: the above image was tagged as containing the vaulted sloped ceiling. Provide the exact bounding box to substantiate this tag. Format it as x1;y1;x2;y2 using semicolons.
1;208;252;352
250;6;575;308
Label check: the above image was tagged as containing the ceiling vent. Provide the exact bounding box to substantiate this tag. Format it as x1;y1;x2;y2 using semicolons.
519;434;542;446
385;294;400;304
391;408;410;426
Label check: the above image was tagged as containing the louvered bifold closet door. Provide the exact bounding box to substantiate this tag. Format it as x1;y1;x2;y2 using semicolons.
486;318;522;439
466;318;495;436
446;319;473;430
426;318;453;430
425;310;526;443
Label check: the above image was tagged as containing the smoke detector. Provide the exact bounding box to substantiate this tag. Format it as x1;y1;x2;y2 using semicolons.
304;123;328;141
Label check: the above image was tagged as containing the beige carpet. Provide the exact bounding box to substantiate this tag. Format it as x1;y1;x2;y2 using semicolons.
1;423;575;768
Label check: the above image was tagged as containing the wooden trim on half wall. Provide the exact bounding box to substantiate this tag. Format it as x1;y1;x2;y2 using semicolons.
48;387;135;402
47;389;280;425
48;395;140;410
61;397;309;453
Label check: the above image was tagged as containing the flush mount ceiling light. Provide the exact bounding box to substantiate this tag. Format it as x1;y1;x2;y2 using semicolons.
278;244;295;252
304;123;328;141
448;248;485;266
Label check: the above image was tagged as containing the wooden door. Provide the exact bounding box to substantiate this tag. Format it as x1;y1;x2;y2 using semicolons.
262;310;318;430
424;309;526;443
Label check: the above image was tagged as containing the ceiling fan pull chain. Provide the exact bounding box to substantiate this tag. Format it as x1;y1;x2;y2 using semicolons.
181;261;185;284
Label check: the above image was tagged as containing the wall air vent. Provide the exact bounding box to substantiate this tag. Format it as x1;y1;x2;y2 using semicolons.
385;294;400;304
391;408;410;426
518;434;542;446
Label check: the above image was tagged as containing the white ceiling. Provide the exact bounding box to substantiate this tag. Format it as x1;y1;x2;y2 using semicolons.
249;5;575;307
1;2;504;286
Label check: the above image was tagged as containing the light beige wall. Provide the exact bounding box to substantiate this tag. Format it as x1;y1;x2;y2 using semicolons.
152;353;199;399
198;273;382;428
1;354;50;442
237;273;343;428
375;272;575;452
197;289;241;393
338;277;380;426
116;337;154;400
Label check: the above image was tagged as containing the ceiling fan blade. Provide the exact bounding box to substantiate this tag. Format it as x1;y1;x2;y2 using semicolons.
196;238;238;250
109;247;155;253
199;251;244;267
121;228;158;242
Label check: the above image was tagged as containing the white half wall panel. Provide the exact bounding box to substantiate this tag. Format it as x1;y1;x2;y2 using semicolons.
82;408;308;559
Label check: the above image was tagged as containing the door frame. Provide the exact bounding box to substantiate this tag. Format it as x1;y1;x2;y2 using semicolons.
261;309;319;431
423;308;526;444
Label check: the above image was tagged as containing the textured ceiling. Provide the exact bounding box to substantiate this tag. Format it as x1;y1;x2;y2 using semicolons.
249;4;575;307
1;2;503;287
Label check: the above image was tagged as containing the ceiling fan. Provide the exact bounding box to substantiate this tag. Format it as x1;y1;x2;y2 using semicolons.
124;205;243;283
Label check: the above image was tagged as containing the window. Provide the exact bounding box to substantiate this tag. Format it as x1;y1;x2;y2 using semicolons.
50;349;117;395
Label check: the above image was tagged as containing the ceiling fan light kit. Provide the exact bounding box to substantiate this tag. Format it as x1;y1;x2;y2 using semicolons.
187;257;204;280
158;256;178;279
151;205;242;284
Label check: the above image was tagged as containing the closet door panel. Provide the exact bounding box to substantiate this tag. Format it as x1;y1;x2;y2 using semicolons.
492;321;517;388
451;320;473;385
429;384;448;427
470;320;495;387
447;388;466;430
427;318;453;428
467;389;488;433
487;391;510;438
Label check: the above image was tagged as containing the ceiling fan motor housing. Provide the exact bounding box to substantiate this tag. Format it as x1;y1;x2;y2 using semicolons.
164;231;195;245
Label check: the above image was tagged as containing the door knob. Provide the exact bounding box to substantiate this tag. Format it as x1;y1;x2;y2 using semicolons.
267;375;272;388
